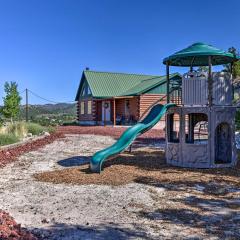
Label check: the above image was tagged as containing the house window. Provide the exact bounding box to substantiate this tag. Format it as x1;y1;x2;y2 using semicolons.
80;101;85;114
80;83;92;98
87;86;91;95
80;85;86;97
185;113;208;144
87;101;92;114
167;113;180;143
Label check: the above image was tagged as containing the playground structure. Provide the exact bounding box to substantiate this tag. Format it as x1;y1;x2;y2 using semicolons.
90;42;239;173
164;42;239;168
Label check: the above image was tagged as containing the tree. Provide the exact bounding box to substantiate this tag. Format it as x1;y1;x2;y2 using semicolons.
224;47;240;103
1;81;22;123
224;47;240;79
197;66;209;72
232;61;240;79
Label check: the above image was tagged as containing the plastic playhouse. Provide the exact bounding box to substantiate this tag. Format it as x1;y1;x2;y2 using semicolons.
164;42;238;168
90;42;239;173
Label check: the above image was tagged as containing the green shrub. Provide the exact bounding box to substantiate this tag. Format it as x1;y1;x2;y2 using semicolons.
0;134;19;146
25;122;46;135
0;121;54;146
7;122;27;138
1;122;49;137
47;126;56;133
0;122;53;143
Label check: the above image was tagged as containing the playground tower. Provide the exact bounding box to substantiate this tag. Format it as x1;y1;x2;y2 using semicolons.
163;42;239;168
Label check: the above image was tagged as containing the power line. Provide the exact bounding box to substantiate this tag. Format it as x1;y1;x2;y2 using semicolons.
28;89;61;104
19;88;77;122
21;89;76;104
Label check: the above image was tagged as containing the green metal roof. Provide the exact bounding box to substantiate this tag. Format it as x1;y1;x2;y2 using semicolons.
75;70;181;100
163;42;238;66
122;73;180;96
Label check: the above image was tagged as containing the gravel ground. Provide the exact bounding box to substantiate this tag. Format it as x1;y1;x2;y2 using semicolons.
0;134;240;239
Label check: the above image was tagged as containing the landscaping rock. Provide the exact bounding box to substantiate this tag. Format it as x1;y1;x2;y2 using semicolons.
41;218;50;224
0;210;37;240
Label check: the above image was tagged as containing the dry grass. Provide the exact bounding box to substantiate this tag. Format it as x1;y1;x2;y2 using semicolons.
34;148;240;189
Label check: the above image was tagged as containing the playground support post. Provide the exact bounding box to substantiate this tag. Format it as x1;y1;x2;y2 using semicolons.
166;63;170;103
208;56;212;106
190;56;195;72
230;62;234;102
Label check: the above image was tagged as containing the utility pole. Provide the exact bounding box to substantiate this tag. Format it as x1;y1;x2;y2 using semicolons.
25;88;29;122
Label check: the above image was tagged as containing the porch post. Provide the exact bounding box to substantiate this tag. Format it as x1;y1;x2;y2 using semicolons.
113;98;116;126
104;101;106;126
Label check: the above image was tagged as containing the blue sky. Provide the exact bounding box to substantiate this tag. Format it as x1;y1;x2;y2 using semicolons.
0;0;239;104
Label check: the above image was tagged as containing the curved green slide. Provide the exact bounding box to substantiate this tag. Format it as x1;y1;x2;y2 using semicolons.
90;103;176;173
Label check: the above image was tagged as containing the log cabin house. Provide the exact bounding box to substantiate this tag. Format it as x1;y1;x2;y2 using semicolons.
75;69;181;127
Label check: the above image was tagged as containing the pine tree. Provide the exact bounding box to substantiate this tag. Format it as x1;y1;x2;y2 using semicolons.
1;82;22;123
225;47;240;78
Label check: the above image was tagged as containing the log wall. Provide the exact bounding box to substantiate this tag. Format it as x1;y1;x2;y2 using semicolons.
77;99;96;122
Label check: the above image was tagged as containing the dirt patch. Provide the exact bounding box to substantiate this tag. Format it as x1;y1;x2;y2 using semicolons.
57;126;165;143
34;148;240;189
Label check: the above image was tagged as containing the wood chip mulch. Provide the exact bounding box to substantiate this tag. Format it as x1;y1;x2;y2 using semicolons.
34;148;240;190
0;132;65;168
0;210;37;240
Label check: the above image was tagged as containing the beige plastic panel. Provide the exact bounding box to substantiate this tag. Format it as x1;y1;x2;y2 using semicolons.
182;72;208;106
213;72;232;105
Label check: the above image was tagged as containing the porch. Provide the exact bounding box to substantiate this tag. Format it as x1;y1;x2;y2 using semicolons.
95;96;139;126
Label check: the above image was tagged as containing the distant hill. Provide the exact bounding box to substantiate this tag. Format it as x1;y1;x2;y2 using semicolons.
19;103;76;124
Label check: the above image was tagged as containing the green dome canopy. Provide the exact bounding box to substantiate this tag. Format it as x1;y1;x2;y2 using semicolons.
163;42;238;66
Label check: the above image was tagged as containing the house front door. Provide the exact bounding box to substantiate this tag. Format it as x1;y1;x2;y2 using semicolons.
102;101;111;123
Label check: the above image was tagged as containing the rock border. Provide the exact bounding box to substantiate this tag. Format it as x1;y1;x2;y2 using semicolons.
0;132;65;168
0;210;38;240
0;134;47;151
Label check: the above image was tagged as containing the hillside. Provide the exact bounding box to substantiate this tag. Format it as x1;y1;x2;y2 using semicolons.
19;103;77;125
